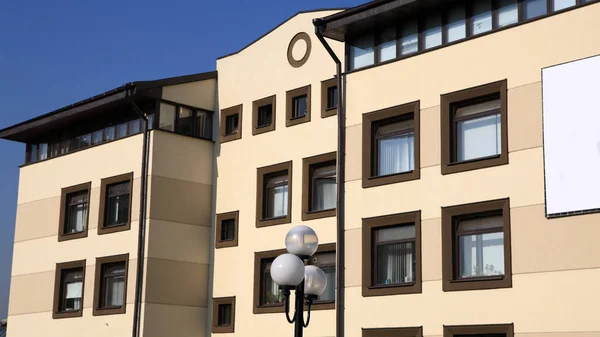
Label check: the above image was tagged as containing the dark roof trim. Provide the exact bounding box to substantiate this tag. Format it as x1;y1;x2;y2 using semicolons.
318;0;398;24
216;8;347;60
0;71;217;141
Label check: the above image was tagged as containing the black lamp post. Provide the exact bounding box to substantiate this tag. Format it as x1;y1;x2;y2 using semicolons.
270;225;327;337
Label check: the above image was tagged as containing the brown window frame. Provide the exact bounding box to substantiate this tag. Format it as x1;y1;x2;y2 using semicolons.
58;182;91;242
98;172;133;235
444;324;514;337
256;161;292;228
286;85;311;127
321;78;338;118
362;211;421;296
441;80;508;175
220;104;243;143
93;254;129;316
253;244;336;314
53;260;86;319
212;296;236;333
302;152;337;221
252;95;276;135
363;326;423;337
362;101;420;188
215;211;239;249
442;198;512;292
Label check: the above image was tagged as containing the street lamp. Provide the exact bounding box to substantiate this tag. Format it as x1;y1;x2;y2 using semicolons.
270;225;327;337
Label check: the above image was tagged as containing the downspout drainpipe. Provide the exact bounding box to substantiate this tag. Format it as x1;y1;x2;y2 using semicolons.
125;84;150;337
313;19;345;337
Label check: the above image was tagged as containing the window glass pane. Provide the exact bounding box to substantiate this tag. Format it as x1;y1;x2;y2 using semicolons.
457;215;503;233
312;164;336;211
106;182;130;227
350;34;374;70
319;266;336;301
105;274;125;307
81;134;91;148
399;20;418;55
65;191;88;234
377;224;416;242
147;114;155;130
446;5;466;42
29;144;38;163
262;261;283;305
376;119;414;176
553;0;576;10
378;26;397;62
61;269;83;311
471;0;492;35
293;95;307;118
497;0;518;27
456;99;501;161
266;173;288;218
218;303;232;326
129;119;140;134
225;114;239;135
177;107;194;136
376;241;415;285
327;86;338;109
159;103;176;132
104;126;115;142
258;105;273;127
459;231;504;278
116;122;128;138
221;219;235;241
524;0;547;19
424;14;442;49
92;130;103;145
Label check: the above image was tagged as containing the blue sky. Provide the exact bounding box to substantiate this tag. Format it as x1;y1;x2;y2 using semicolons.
0;0;364;319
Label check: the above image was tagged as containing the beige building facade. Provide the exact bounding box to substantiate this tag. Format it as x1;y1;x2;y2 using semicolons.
2;1;600;337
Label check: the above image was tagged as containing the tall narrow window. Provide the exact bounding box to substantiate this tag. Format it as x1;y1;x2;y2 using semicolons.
399;20;418;55
377;26;397;62
262;259;283;305
423;14;442;49
311;164;336;211
104;126;115;142
212;297;236;333
159;102;176;132
256;162;292;227
53;260;85;319
350;34;375;70
303;152;336;220
446;4;466;42
292;95;307;119
93;254;128;316
99;173;133;235
321;78;338;118
523;0;547;19
327;86;338;110
309;249;336;305
362;211;422;296
59;182;90;241
225;114;239;135
216;211;239;249
29;144;38;163
471;0;492;35
286;85;311;127
177;106;194;136
496;0;518;27
220;105;243;142
253;95;276;135
363;102;420;188
92;130;103;145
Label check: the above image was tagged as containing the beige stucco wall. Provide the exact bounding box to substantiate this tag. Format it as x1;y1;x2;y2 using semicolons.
343;3;600;337
214;9;344;337
162;78;217;112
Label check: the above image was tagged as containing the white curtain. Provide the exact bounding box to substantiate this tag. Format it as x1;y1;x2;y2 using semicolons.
68;203;87;233
66;281;82;310
272;185;288;217
107;276;125;307
378;132;414;176
457;114;501;161
378;243;414;284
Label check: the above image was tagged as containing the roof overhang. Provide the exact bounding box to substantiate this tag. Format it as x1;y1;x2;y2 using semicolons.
316;0;454;42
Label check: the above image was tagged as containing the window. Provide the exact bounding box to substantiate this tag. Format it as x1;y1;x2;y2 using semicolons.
321;78;338;118
496;0;518;27
159;102;176;132
212;297;235;333
116;122;128;138
553;0;576;11
286;85;311;127
446;4;466;42
302;152;336;221
442;198;512;292
256;161;292;227
399;20;418;56
349;34;375;70
53;260;85;319
58;182;91;242
220;105;243;143
423;13;442;49
377;26;397;62
308;244;336;309
444;324;514;337
363;327;423;337
362;101;420;188
93;254;128;316
362;211;421;296
441;80;508;175
523;0;548;19
216;211;239;249
98;173;133;235
252;95;276;135
471;0;492;35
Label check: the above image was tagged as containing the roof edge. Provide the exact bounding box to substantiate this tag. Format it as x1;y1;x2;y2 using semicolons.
216;8;348;60
318;0;395;24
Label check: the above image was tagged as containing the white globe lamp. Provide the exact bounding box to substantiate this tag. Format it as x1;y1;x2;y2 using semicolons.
285;225;319;258
270;253;305;287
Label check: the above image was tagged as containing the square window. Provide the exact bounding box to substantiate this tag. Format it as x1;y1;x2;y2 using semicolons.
441;80;508;175
220;105;243;143
444;324;514;337
362;101;420;188
286;85;311;127
362;211;421;296
58;182;91;242
256;161;292;228
252;95;276;135
321;78;338;118
212;297;235;333
302;152;336;221
442;198;512;292
93;254;129;316
363;327;423;337
98;173;133;235
216;211;239;249
53;260;85;319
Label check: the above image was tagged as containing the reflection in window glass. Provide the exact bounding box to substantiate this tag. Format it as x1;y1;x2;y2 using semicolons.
159;103;176;132
446;5;466;43
456;99;501;161
424;14;442;49
30;144;38;163
128;119;140;134
400;20;418;55
104;126;115;142
524;0;547;19
378;26;396;62
39;143;48;160
350;34;375;70
471;0;492;35
553;0;576;10
497;0;519;27
92;130;103;145
116;122;128;138
457;215;504;278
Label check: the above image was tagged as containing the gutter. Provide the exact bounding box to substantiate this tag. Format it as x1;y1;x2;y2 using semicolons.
313;18;345;337
125;84;151;337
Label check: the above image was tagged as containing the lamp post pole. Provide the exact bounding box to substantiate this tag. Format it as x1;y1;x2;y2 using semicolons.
294;280;305;337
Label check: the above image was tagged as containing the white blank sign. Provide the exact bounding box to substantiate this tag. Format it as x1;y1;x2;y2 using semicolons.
542;55;600;216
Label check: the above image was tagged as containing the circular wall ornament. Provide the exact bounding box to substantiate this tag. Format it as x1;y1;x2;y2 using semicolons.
287;32;312;68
